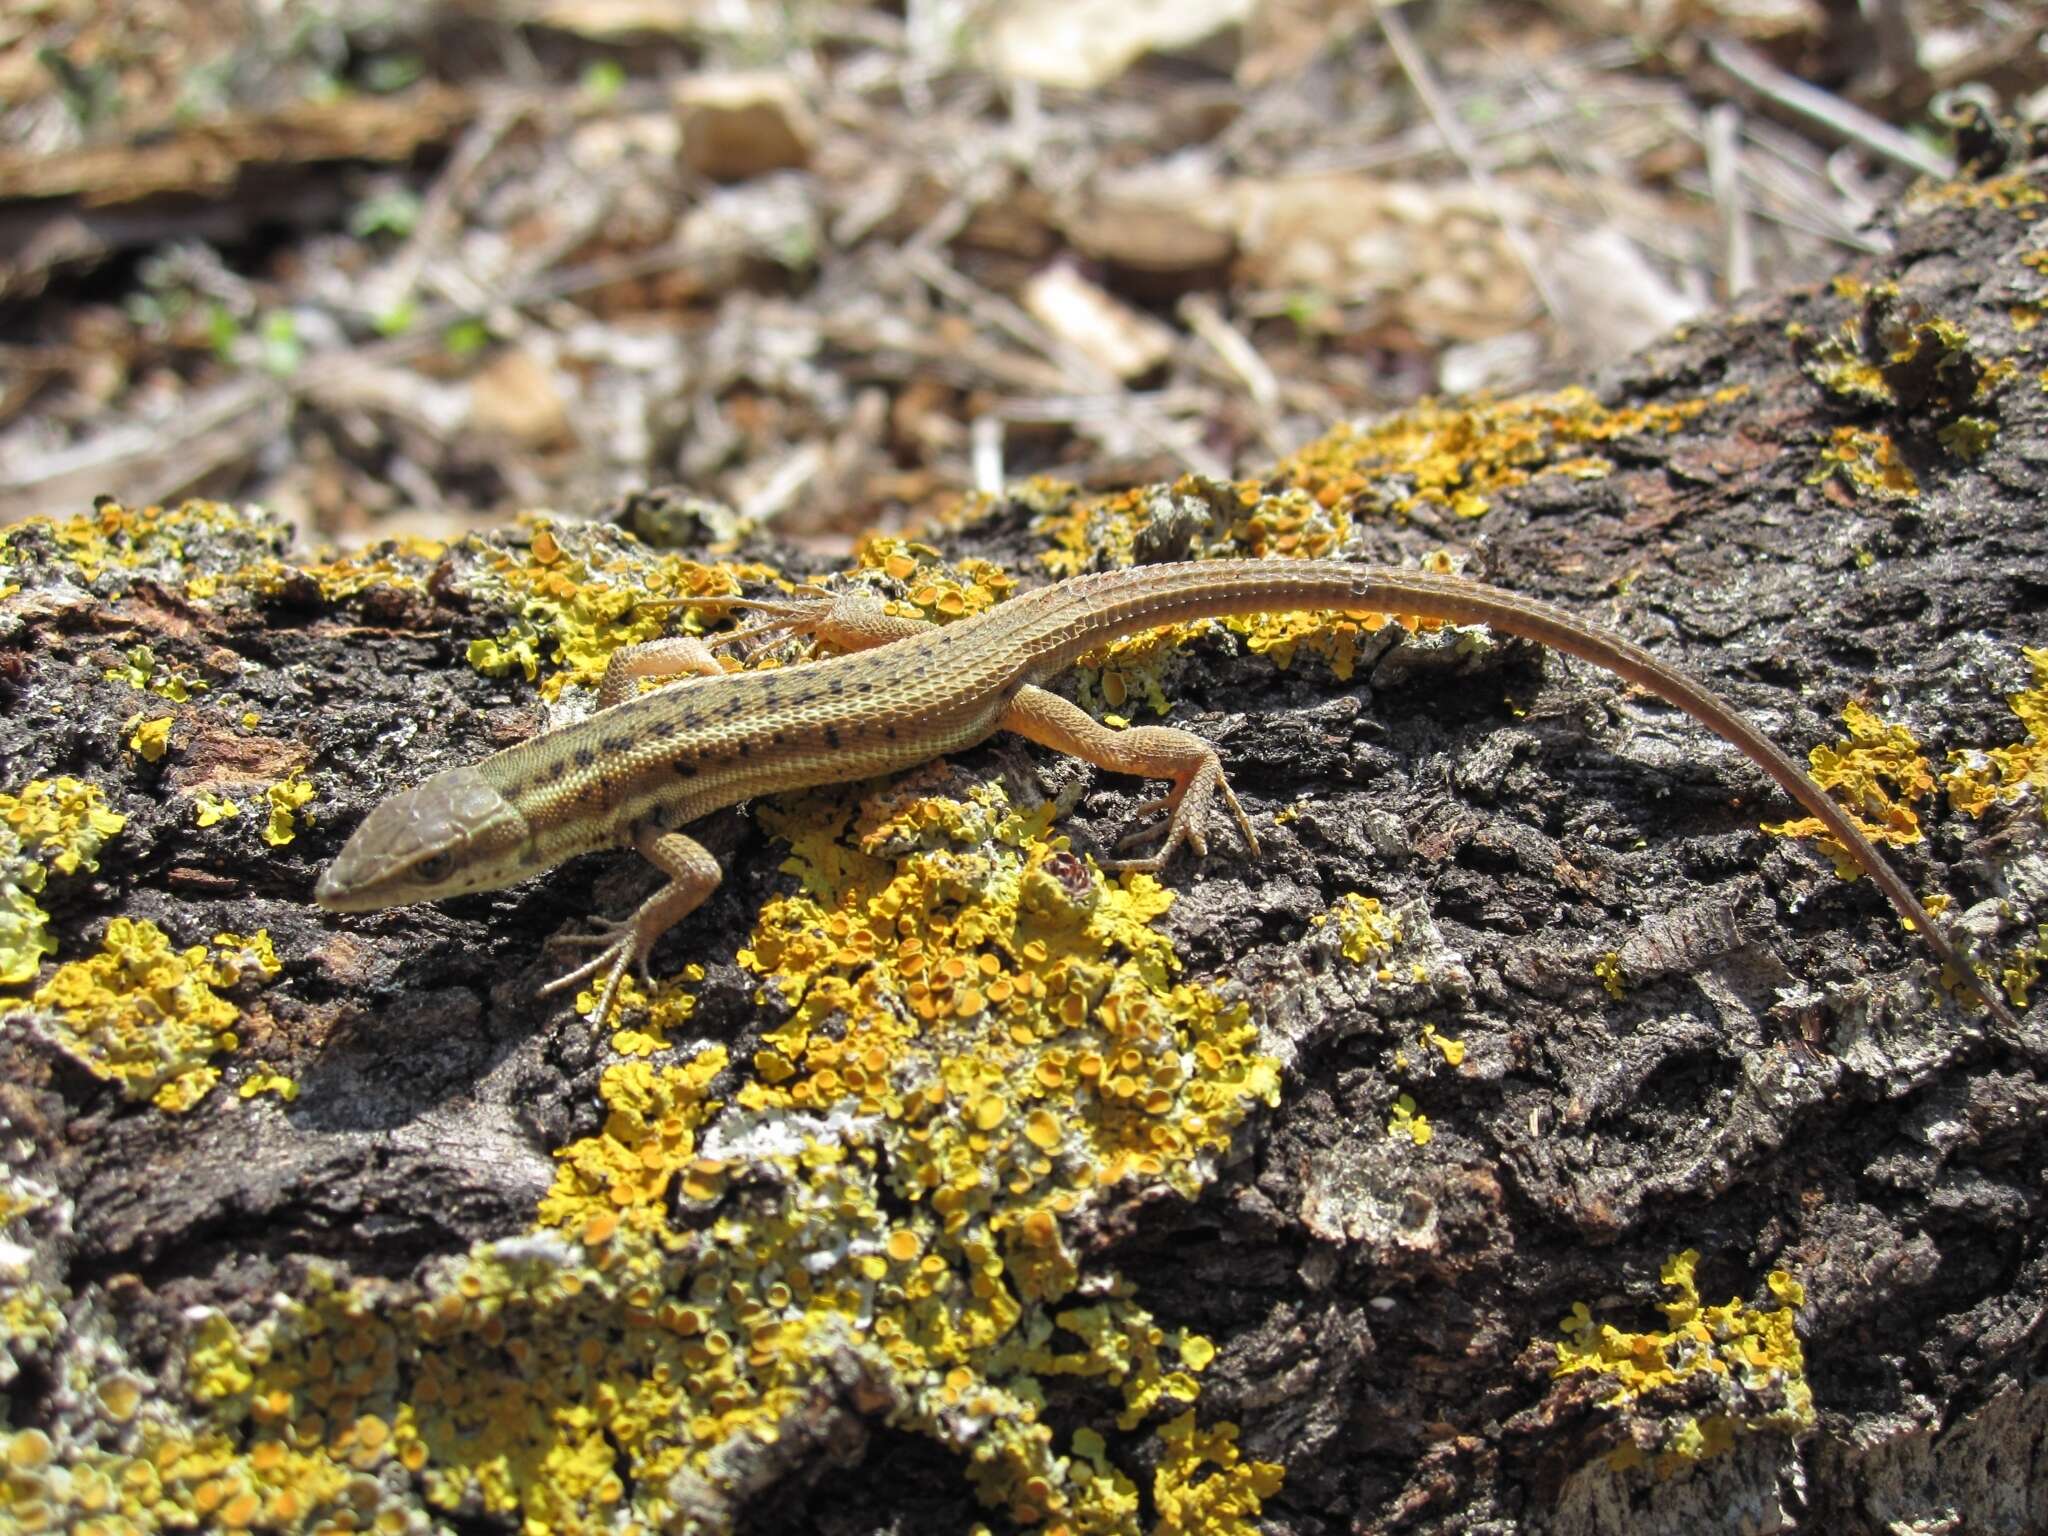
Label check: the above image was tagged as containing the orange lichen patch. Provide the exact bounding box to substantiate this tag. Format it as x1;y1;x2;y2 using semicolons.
1945;646;2048;818
1806;426;1919;500
0;776;126;985
736;773;1277;1225
1762;701;1933;878
455;517;777;700
1909;172;2047;213
297;536;448;601
25;920;280;1113
576;964;706;1056
850;535;1015;623
537;1047;729;1244
1036;389;1742;583
1553;1250;1813;1474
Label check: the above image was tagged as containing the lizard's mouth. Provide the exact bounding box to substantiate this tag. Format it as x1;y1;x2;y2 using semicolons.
313;865;374;911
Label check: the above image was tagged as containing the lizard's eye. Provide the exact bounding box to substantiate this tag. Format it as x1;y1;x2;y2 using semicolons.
414;852;453;883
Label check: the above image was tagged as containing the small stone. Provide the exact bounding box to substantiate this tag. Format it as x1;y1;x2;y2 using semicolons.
674;72;815;182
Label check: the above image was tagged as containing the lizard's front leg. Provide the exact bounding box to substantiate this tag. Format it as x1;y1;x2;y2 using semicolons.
998;685;1259;872
539;824;723;1021
715;589;935;653
597;636;729;710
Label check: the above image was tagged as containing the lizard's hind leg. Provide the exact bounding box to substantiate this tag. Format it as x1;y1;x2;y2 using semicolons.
998;685;1259;872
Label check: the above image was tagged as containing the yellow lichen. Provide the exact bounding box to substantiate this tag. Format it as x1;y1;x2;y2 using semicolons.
1554;1250;1814;1474
1795;293;2018;420
1944;645;2048;818
298;535;448;602
455;517;774;701
577;965;706;1056
1937;414;1999;459
1151;1411;1285;1536
851;535;1016;624
192;792;243;828
0;777;127;985
0;497;285;591
1312;892;1403;970
238;1066;300;1102
1420;1022;1465;1066
1761;701;1932;878
32;771;1285;1536
1594;951;1626;1000
27;920;280;1112
1386;1092;1432;1146
1040;483;1476;713
104;645;208;701
1806;426;1919;500
1909;171;2046;213
126;714;174;763
2000;925;2046;1011
1032;389;1744;701
1268;387;1738;537
261;771;315;848
0;1173;63;1387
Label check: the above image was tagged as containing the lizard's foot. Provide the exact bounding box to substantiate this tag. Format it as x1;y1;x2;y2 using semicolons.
707;587;926;655
541;916;653;1022
1100;755;1260;873
703;585;835;651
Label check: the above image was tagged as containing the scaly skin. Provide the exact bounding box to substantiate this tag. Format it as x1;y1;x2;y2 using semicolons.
315;558;2024;1035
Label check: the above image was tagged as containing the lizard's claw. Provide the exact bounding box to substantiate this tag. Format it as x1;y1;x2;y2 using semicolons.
1100;760;1259;873
703;586;840;653
541;917;652;1022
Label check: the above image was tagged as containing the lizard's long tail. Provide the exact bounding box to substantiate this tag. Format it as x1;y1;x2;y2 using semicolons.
1017;557;2022;1036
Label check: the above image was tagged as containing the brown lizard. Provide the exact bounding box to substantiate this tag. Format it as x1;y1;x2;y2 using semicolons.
314;558;2023;1036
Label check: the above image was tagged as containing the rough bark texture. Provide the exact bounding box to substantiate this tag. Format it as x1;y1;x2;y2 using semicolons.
2;165;2044;1536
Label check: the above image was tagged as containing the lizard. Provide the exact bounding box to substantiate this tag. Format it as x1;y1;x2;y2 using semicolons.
313;556;2025;1037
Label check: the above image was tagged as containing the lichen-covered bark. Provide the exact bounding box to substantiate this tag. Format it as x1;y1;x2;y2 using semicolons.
1;166;2043;1536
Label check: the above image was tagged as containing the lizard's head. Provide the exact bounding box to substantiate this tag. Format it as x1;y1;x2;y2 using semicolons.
315;766;529;911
